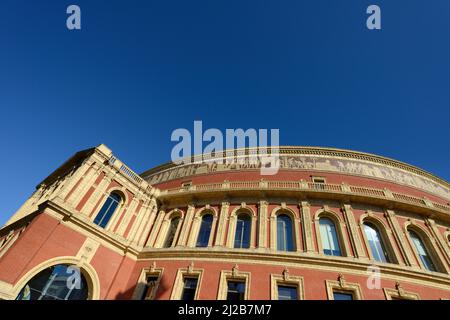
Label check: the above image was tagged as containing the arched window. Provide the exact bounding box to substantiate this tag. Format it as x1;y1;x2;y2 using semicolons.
277;214;294;251
94;192;121;228
196;214;213;247
319;217;342;256
234;213;251;249
163;217;181;248
408;229;437;272
16;264;89;300
363;222;390;263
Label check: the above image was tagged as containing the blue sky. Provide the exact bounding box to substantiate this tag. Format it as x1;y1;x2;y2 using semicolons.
0;1;449;226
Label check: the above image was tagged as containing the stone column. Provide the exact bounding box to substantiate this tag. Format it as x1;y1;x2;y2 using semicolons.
300;201;315;253
214;202;230;247
145;209;165;247
385;210;419;267
342;204;367;259
258;200;268;249
177;204;195;246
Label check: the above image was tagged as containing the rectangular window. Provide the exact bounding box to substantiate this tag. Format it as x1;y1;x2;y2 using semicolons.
181;277;198;300
182;181;192;189
226;280;246;300
312;177;326;190
277;285;298;300
312;177;326;184
140;276;159;300
333;291;354;300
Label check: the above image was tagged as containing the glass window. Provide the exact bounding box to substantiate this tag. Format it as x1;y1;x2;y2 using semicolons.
409;230;437;272
333;291;353;300
16;264;88;300
163;217;181;248
277;285;298;300
196;214;213;247
277;214;294;251
94;193;121;228
181;277;198;300
363;222;390;263
319;217;342;256
140;276;159;300
234;214;251;249
226;281;246;300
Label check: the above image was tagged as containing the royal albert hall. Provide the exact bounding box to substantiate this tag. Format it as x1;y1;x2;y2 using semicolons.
0;144;449;300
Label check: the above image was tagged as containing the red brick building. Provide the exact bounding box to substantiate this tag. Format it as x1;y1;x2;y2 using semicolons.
0;144;449;300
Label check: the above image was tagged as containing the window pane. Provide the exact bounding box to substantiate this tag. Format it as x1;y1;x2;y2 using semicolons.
277;214;294;251
234;214;251;248
16;264;88;300
277;285;298;300
226;281;246;300
333;292;353;300
196;214;213;247
181;278;198;300
409;230;437;272
163;217;180;248
319;217;342;256
363;223;389;263
94;193;121;228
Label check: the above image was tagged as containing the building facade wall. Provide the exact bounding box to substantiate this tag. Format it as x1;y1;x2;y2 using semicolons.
0;144;449;300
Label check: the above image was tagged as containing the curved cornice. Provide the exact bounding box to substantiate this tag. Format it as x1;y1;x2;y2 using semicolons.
140;146;450;200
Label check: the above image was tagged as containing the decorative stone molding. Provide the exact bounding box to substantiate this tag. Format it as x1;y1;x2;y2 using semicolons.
217;267;251;300
8;256;101;300
383;282;420;300
325;274;363;300
342;204;367;259
299;201;315;253
270;269;305;300
170;265;204;300
131;263;164;300
142;147;450;201
257;201;269;249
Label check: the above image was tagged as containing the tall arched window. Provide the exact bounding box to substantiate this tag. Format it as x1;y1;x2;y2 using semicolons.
94;192;121;228
16;264;89;300
234;213;251;249
363;222;390;263
408;229;437;272
277;214;294;251
196;214;213;247
163;217;181;248
319;217;342;256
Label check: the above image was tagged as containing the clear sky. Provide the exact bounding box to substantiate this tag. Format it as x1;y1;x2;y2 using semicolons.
0;1;449;226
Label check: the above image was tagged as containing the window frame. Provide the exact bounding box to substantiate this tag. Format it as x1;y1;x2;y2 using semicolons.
217;269;250;300
325;278;363;300
270;273;304;300
196;214;214;248
93;192;123;229
276;214;295;252
319;217;343;257
233;213;252;249
132;266;164;300
361;221;392;263
170;267;203;300
383;286;420;300
405;225;444;273
163;216;182;248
